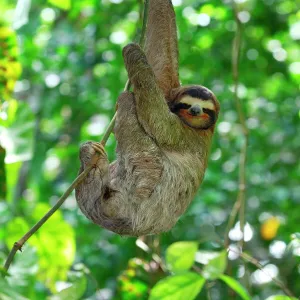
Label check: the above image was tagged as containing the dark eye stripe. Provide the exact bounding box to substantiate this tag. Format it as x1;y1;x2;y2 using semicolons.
203;108;216;123
170;102;191;112
183;87;212;100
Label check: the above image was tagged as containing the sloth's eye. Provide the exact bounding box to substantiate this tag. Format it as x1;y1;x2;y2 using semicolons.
203;108;216;123
170;102;191;112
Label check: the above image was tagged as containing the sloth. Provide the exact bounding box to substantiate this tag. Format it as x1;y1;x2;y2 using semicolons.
75;0;220;236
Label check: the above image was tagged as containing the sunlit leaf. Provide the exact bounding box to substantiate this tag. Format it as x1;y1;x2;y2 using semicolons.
48;0;71;10
195;250;220;265
5;203;76;291
3;246;39;298
5;161;22;202
291;233;300;240
219;275;251;300
166;241;198;273
265;296;298;300
0;276;27;300
0;146;6;200
33;204;76;291
0;27;14;39
50;275;87;300
0;0;299;298
118;258;149;300
0;266;9;277
7;245;38;276
0;100;34;164
119;278;148;300
5;217;31;249
202;251;227;280
13;0;31;29
149;272;205;300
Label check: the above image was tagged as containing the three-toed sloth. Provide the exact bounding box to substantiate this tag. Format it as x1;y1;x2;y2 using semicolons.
75;0;220;236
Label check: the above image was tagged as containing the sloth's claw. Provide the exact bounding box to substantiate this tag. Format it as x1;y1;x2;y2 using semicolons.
92;142;107;158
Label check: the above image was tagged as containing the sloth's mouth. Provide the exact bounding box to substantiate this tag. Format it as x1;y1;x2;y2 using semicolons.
187;111;209;118
180;110;209;120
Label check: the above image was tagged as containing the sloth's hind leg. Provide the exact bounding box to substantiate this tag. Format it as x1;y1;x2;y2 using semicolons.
75;141;133;235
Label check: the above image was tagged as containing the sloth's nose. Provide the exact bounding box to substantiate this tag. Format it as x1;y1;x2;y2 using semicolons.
189;105;202;116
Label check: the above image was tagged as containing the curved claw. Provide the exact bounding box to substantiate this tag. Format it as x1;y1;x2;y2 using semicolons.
92;142;107;158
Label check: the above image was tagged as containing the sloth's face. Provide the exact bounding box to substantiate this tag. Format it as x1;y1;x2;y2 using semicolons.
169;86;219;130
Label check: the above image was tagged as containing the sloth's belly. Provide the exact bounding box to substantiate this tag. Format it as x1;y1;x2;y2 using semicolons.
113;150;206;235
129;152;205;235
156;153;204;212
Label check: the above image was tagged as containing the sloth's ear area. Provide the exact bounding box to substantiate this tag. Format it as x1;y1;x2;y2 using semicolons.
144;0;180;98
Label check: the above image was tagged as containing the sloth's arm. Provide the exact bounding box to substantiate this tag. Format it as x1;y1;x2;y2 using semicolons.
122;43;184;148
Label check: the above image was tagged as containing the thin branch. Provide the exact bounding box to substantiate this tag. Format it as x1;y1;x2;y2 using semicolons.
4;166;92;271
139;0;149;49
224;200;241;247
3;0;150;274
100;0;149;142
228;247;295;298
136;237;167;272
224;2;249;249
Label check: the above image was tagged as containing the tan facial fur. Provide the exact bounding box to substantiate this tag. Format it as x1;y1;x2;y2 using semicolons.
177;97;217;129
179;96;215;110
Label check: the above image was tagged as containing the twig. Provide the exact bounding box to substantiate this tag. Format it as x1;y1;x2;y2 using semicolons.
228;247;295;298
99;0;149;140
224;2;249;249
3;0;150;274
4;166;92;271
138;0;149;49
136;238;167;272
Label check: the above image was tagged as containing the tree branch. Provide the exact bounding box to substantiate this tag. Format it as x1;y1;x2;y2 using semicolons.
228;247;295;298
3;0;150;274
224;2;249;249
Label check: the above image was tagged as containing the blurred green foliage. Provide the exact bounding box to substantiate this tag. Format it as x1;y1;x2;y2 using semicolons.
0;0;299;299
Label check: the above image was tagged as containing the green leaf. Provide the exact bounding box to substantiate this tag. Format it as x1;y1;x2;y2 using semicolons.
117;257;149;299
202;250;227;280
5;217;30;249
166;241;198;273
0;146;6;200
291;232;300;240
149;272;205;300
5;203;76;292
8;246;38;276
5;161;22;202
47;0;71;10
0;100;34;164
219;275;251;300
0;276;27;300
194;250;220;265
119;278;148;300
2;246;38;297
0;266;9;277
265;296;298;300
49;275;87;300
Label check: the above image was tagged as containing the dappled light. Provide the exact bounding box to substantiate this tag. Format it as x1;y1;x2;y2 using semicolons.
0;0;299;299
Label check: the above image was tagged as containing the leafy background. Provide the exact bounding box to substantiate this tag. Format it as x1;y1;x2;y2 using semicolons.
0;0;299;299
